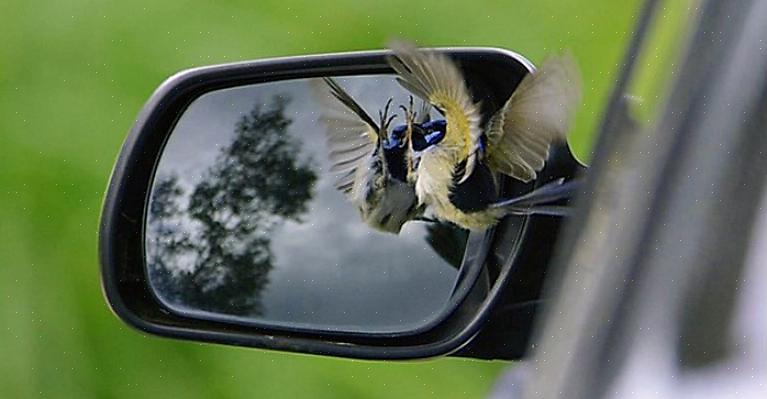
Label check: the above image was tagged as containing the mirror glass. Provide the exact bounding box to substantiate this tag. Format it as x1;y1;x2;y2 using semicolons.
145;75;472;334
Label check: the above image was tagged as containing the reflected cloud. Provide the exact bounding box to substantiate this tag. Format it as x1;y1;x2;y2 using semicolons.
146;76;468;333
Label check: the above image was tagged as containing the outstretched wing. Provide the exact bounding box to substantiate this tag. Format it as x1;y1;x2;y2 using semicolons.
387;40;482;182
484;53;581;182
314;77;379;195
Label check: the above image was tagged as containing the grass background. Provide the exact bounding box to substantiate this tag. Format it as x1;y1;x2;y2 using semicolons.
0;0;646;397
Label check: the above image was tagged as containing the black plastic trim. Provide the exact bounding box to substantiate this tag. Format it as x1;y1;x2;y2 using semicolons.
99;47;580;360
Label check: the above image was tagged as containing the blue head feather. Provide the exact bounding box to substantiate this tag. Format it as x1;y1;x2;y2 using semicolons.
385;124;408;149
422;119;447;146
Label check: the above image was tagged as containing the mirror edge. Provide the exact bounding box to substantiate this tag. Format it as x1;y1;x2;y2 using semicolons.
99;47;555;360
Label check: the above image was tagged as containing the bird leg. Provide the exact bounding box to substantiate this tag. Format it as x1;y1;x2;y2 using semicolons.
398;95;417;124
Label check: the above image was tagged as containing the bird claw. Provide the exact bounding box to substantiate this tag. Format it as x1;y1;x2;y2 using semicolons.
379;98;397;131
399;95;417;123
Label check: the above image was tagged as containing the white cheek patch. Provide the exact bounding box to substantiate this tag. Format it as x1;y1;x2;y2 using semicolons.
367;180;418;233
414;150;454;209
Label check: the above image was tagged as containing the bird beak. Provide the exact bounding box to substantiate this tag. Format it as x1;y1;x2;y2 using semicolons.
458;152;477;184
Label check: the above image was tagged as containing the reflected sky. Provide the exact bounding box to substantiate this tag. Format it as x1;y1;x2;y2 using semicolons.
147;76;465;333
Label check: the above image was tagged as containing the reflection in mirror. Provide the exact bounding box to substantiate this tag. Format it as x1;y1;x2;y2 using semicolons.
146;76;470;334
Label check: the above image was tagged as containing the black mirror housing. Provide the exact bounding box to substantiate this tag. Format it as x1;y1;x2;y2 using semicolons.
99;48;584;360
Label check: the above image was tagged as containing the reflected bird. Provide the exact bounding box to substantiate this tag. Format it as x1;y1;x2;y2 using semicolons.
317;77;427;233
387;41;582;230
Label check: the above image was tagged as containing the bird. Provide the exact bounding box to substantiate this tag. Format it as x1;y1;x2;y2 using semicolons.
316;77;428;233
387;41;582;230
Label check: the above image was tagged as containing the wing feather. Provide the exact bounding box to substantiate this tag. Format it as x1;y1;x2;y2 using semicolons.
387;41;481;177
312;77;379;198
485;53;581;182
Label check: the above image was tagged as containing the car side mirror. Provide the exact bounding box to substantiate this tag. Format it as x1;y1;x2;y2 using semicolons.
99;48;584;360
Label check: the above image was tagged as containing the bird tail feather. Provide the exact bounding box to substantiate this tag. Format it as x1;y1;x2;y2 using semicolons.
490;178;581;216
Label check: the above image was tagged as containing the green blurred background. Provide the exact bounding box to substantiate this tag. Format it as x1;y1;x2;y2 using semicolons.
1;1;644;397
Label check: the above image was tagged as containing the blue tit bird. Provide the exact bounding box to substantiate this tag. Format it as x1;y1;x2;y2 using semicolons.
316;77;425;233
387;41;582;230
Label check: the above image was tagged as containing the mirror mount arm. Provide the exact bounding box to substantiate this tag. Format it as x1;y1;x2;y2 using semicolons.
454;143;586;360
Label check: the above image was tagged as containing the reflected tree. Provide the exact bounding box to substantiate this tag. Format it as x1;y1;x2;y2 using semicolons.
147;95;317;316
146;174;193;303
